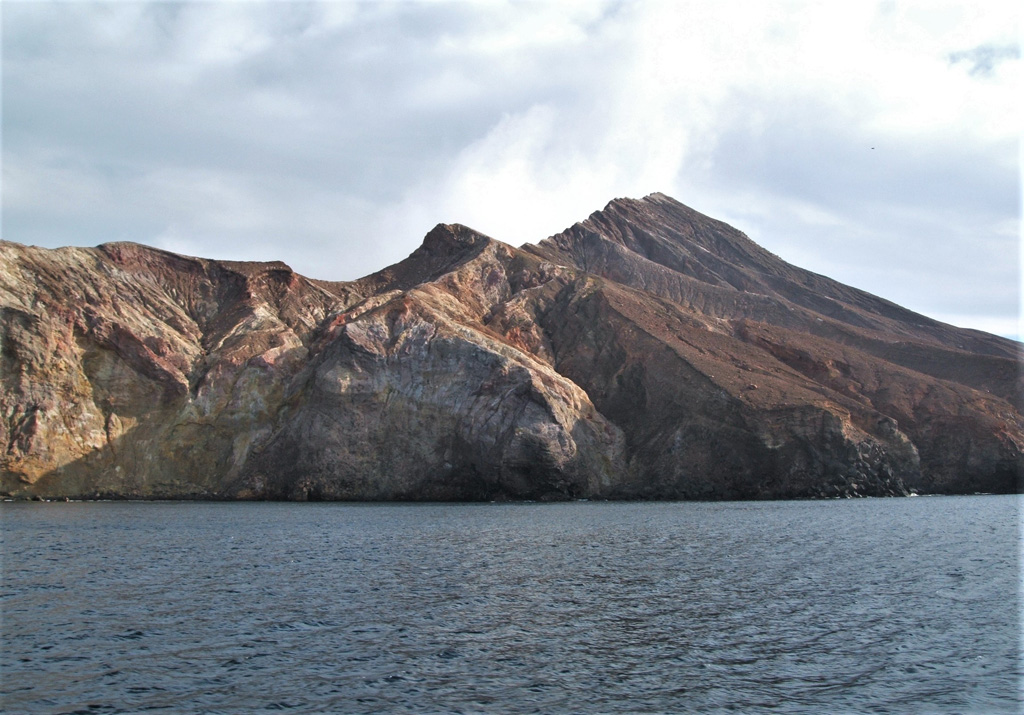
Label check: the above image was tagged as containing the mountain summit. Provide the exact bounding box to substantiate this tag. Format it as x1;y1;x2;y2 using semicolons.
2;194;1020;500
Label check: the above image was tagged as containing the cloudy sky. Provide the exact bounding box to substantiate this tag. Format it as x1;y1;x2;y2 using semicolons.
3;1;1020;338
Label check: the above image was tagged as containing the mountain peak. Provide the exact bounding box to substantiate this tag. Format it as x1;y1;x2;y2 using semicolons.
532;191;774;289
349;222;494;297
643;191;674;203
2;192;1019;502
532;193;1017;356
600;191;693;215
421;222;491;254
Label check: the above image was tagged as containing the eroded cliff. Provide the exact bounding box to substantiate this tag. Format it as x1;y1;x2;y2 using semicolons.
2;194;1020;499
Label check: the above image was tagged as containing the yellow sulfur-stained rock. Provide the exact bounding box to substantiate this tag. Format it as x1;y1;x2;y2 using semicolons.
1;195;1020;499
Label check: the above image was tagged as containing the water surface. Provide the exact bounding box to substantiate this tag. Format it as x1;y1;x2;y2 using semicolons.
2;496;1020;713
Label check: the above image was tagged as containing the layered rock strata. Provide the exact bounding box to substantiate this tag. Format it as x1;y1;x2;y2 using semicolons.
2;194;1020;499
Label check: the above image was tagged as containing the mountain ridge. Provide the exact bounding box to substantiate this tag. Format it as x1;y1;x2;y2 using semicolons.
2;193;1019;500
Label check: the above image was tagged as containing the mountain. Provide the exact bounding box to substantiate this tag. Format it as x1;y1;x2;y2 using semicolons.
2;193;1020;500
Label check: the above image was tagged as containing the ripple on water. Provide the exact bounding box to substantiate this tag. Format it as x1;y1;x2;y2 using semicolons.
1;496;1021;714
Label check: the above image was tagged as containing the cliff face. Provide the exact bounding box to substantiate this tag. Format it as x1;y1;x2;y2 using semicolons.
2;194;1020;499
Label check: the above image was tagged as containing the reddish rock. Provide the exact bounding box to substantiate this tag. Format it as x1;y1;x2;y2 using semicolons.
1;194;1020;499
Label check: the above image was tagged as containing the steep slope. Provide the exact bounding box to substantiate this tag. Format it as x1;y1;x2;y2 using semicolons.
226;225;624;500
0;228;622;500
525;194;1022;495
0;241;354;497
1;193;1020;499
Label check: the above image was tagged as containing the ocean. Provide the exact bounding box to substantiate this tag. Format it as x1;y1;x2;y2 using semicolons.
1;496;1020;713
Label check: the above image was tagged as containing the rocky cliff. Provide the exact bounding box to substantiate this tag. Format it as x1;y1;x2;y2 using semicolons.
2;193;1020;500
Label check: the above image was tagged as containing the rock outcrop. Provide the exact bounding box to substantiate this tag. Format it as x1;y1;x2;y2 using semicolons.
2;194;1020;499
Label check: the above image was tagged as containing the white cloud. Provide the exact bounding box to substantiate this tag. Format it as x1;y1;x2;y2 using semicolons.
2;0;1019;336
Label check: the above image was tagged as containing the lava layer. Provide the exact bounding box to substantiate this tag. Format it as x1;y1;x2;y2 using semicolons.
2;194;1020;499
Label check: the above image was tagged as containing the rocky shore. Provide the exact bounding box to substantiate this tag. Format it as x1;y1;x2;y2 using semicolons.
3;193;1020;500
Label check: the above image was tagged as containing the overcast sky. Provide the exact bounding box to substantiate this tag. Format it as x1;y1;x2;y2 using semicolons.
2;1;1020;338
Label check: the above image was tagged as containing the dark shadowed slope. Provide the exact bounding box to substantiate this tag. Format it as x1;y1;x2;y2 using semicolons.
2;194;1020;499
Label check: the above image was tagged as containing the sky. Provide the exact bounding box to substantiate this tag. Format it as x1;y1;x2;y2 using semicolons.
2;1;1020;339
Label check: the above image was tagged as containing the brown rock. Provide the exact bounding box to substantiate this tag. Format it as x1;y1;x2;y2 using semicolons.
1;194;1020;500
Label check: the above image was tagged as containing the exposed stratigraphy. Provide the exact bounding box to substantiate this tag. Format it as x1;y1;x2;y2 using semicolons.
2;194;1020;499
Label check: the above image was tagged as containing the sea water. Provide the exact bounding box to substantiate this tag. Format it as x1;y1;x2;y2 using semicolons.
1;496;1020;713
